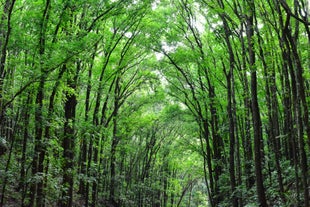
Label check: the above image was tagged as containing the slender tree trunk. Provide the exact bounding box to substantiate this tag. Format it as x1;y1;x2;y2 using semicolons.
208;84;223;206
29;72;46;207
256;17;286;202
90;41;114;206
283;14;309;206
109;75;121;204
19;92;32;207
42;64;66;205
0;110;18;206
226;69;238;207
59;63;78;207
217;0;238;203
246;1;267;206
199;126;214;207
29;1;50;206
202;119;215;206
238;23;255;191
78;46;96;202
0;0;15;120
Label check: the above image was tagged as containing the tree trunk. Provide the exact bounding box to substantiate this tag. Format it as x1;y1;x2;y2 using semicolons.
19;92;32;207
217;0;238;203
238;22;255;191
256;16;286;202
109;75;121;204
283;16;309;206
59;63;78;207
246;2;267;206
0;0;15;119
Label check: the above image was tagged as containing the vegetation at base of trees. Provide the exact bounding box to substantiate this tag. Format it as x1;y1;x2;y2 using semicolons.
0;0;309;206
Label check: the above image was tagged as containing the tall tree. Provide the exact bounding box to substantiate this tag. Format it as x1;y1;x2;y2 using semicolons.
29;1;51;206
245;0;267;206
0;0;309;206
216;0;238;205
0;0;15;120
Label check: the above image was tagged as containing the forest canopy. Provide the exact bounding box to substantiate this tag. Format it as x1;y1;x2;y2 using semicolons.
0;0;309;207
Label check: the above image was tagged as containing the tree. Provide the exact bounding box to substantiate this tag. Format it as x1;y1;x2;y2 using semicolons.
0;0;309;206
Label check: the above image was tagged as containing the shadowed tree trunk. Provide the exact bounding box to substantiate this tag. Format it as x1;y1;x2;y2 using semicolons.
254;10;286;202
217;0;238;205
281;4;309;204
0;0;15;122
59;63;78;207
245;1;267;206
29;1;51;206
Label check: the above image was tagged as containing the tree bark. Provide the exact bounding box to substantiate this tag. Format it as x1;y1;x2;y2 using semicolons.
0;0;15;120
217;0;238;204
59;63;78;207
246;1;267;206
109;75;121;205
282;15;309;206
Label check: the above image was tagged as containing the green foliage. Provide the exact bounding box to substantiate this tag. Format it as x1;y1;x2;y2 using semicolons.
0;0;309;206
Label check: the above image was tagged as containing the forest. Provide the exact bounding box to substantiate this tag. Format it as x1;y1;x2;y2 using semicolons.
0;0;309;206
